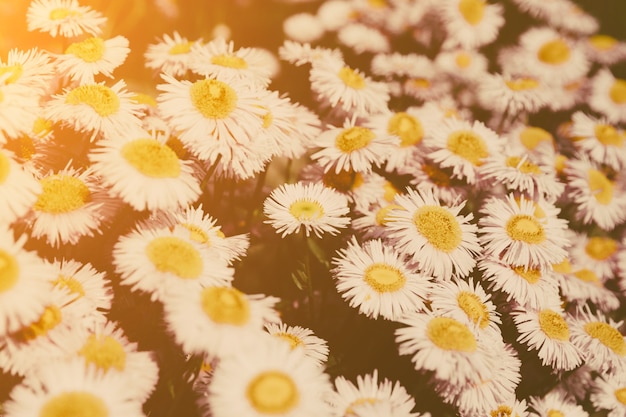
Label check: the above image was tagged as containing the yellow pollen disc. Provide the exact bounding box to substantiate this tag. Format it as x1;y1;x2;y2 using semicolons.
455;52;472;68
169;41;194;55
0;249;19;293
339;67;365;89
457;291;489;329
413;206;462;252
552;258;572;274
289;200;324;221
210;54;248;69
538;39;571;65
426;317;477;352
588;168;613;204
33;117;53;137
505;214;546;244
276;333;303;349
65;37;105;63
490;405;514;417
131;93;157;107
262;111;273;129
585;237;617;260
335;126;374;153
40;392;108;417
19;305;62;342
0;64;23;84
505;156;542;175
364;263;406;293
609;79;626;104
458;0;485;25
0;152;10;184
322;169;361;192
181;224;210;245
388;112;423;146
614;387;626;405
201;286;250;325
190;79;237;119
512;265;541;284
590;34;618;51
65;84;120;117
367;0;387;8
505;78;539;91
121;138;181;178
375;204;402;226
538;310;570;341
573;269;600;285
410;78;430;89
34;175;91;214
594;124;623;146
216;229;226;239
383;181;398;202
53;275;85;297
554;154;567;174
346;398;378;416
49;7;80;20
446;130;489;166
146;236;202;279
583;321;626;356
247;371;299;414
79;334;126;371
547;410;565;417
422;163;451;187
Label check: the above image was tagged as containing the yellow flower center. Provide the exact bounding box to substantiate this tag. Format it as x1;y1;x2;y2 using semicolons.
554;154;568;174
131;93;157;107
346;398;378;416
614;387;626;405
387;112;423;147
458;0;485;25
426;317;477;352
33;117;53;137
276;333;303;349
538;310;570;341
181;224;210;245
609;79;626;104
584;321;626;356
40;392;108;417
65;84;120;117
322;169;362;193
190;79;237;119
335;126;374;153
65;37;105;63
410;78;430;89
413;206;462;253
457;291;489;329
0;152;10;184
547;410;565;417
594;124;623;146
364;263;406;293
455;52;472;68
383;181;398;202
18;305;62;342
446;130;489;166
121;138;181;178
512;265;541;284
505;214;546;244
589;34;618;51
573;269;601;285
49;7;80;20
289;200;324;221
585;237;617;261
201;286;250;325
262;110;273;129
79;334;126;371
34;175;91;214
145;236;203;279
367;0;387;8
505;78;539;91
0;64;23;84
169;41;194;55
552;258;572;274
0;249;19;293
53;275;85;297
375;204;402;226
588;168;613;204
505;156;542;174
210;54;248;69
338;67;365;89
537;39;571;65
490;405;514;417
246;371;299;414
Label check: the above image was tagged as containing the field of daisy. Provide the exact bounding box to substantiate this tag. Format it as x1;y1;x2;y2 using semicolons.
0;0;626;416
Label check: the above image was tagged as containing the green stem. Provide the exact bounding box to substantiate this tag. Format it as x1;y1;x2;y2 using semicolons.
200;154;222;191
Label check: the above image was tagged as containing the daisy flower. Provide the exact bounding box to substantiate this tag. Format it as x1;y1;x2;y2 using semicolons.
405;156;469;206
278;40;343;67
265;322;329;366
113;225;234;301
476;73;550;117
3;359;144;417
402;70;451;103
569;307;626;375
436;0;505;49
505;124;556;164
584;34;626;66
263;181;350;238
309;56;390;117
512;302;582;371
546;1;598;36
144;31;201;77
337;23;390;54
89;128;201;212
283;12;325;43
590;373;626;417
528;390;589;417
44;79;143;142
310;117;399;174
424;118;503;185
316;0;355;31
395;311;494;387
54;35;130;84
28;164;117;247
434;48;489;82
370;52;428;79
478;194;569;269
328;370;418;417
0;83;40;143
0;47;56;94
385;188;481;280
568;232;619;281
545;76;589;112
26;0;106;38
570;111;626;170
331;237;432;321
205;334;332;417
162;284;280;359
0;149;41;225
467;398;530;417
589;68;626;125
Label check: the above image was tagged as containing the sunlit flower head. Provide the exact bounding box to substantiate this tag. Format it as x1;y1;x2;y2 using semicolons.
283;12;325;43
0;149;41;225
278;40;343;67
0;47;56;94
528;390;588;417
265;322;329;366
476;72;549;117
590;373;626;417
584;34;626;66
436;0;505;49
570;111;626;170
0;83;40;143
144;31;202;77
434;48;489;82
589;68;626;125
337;23;390;54
26;0;107;38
